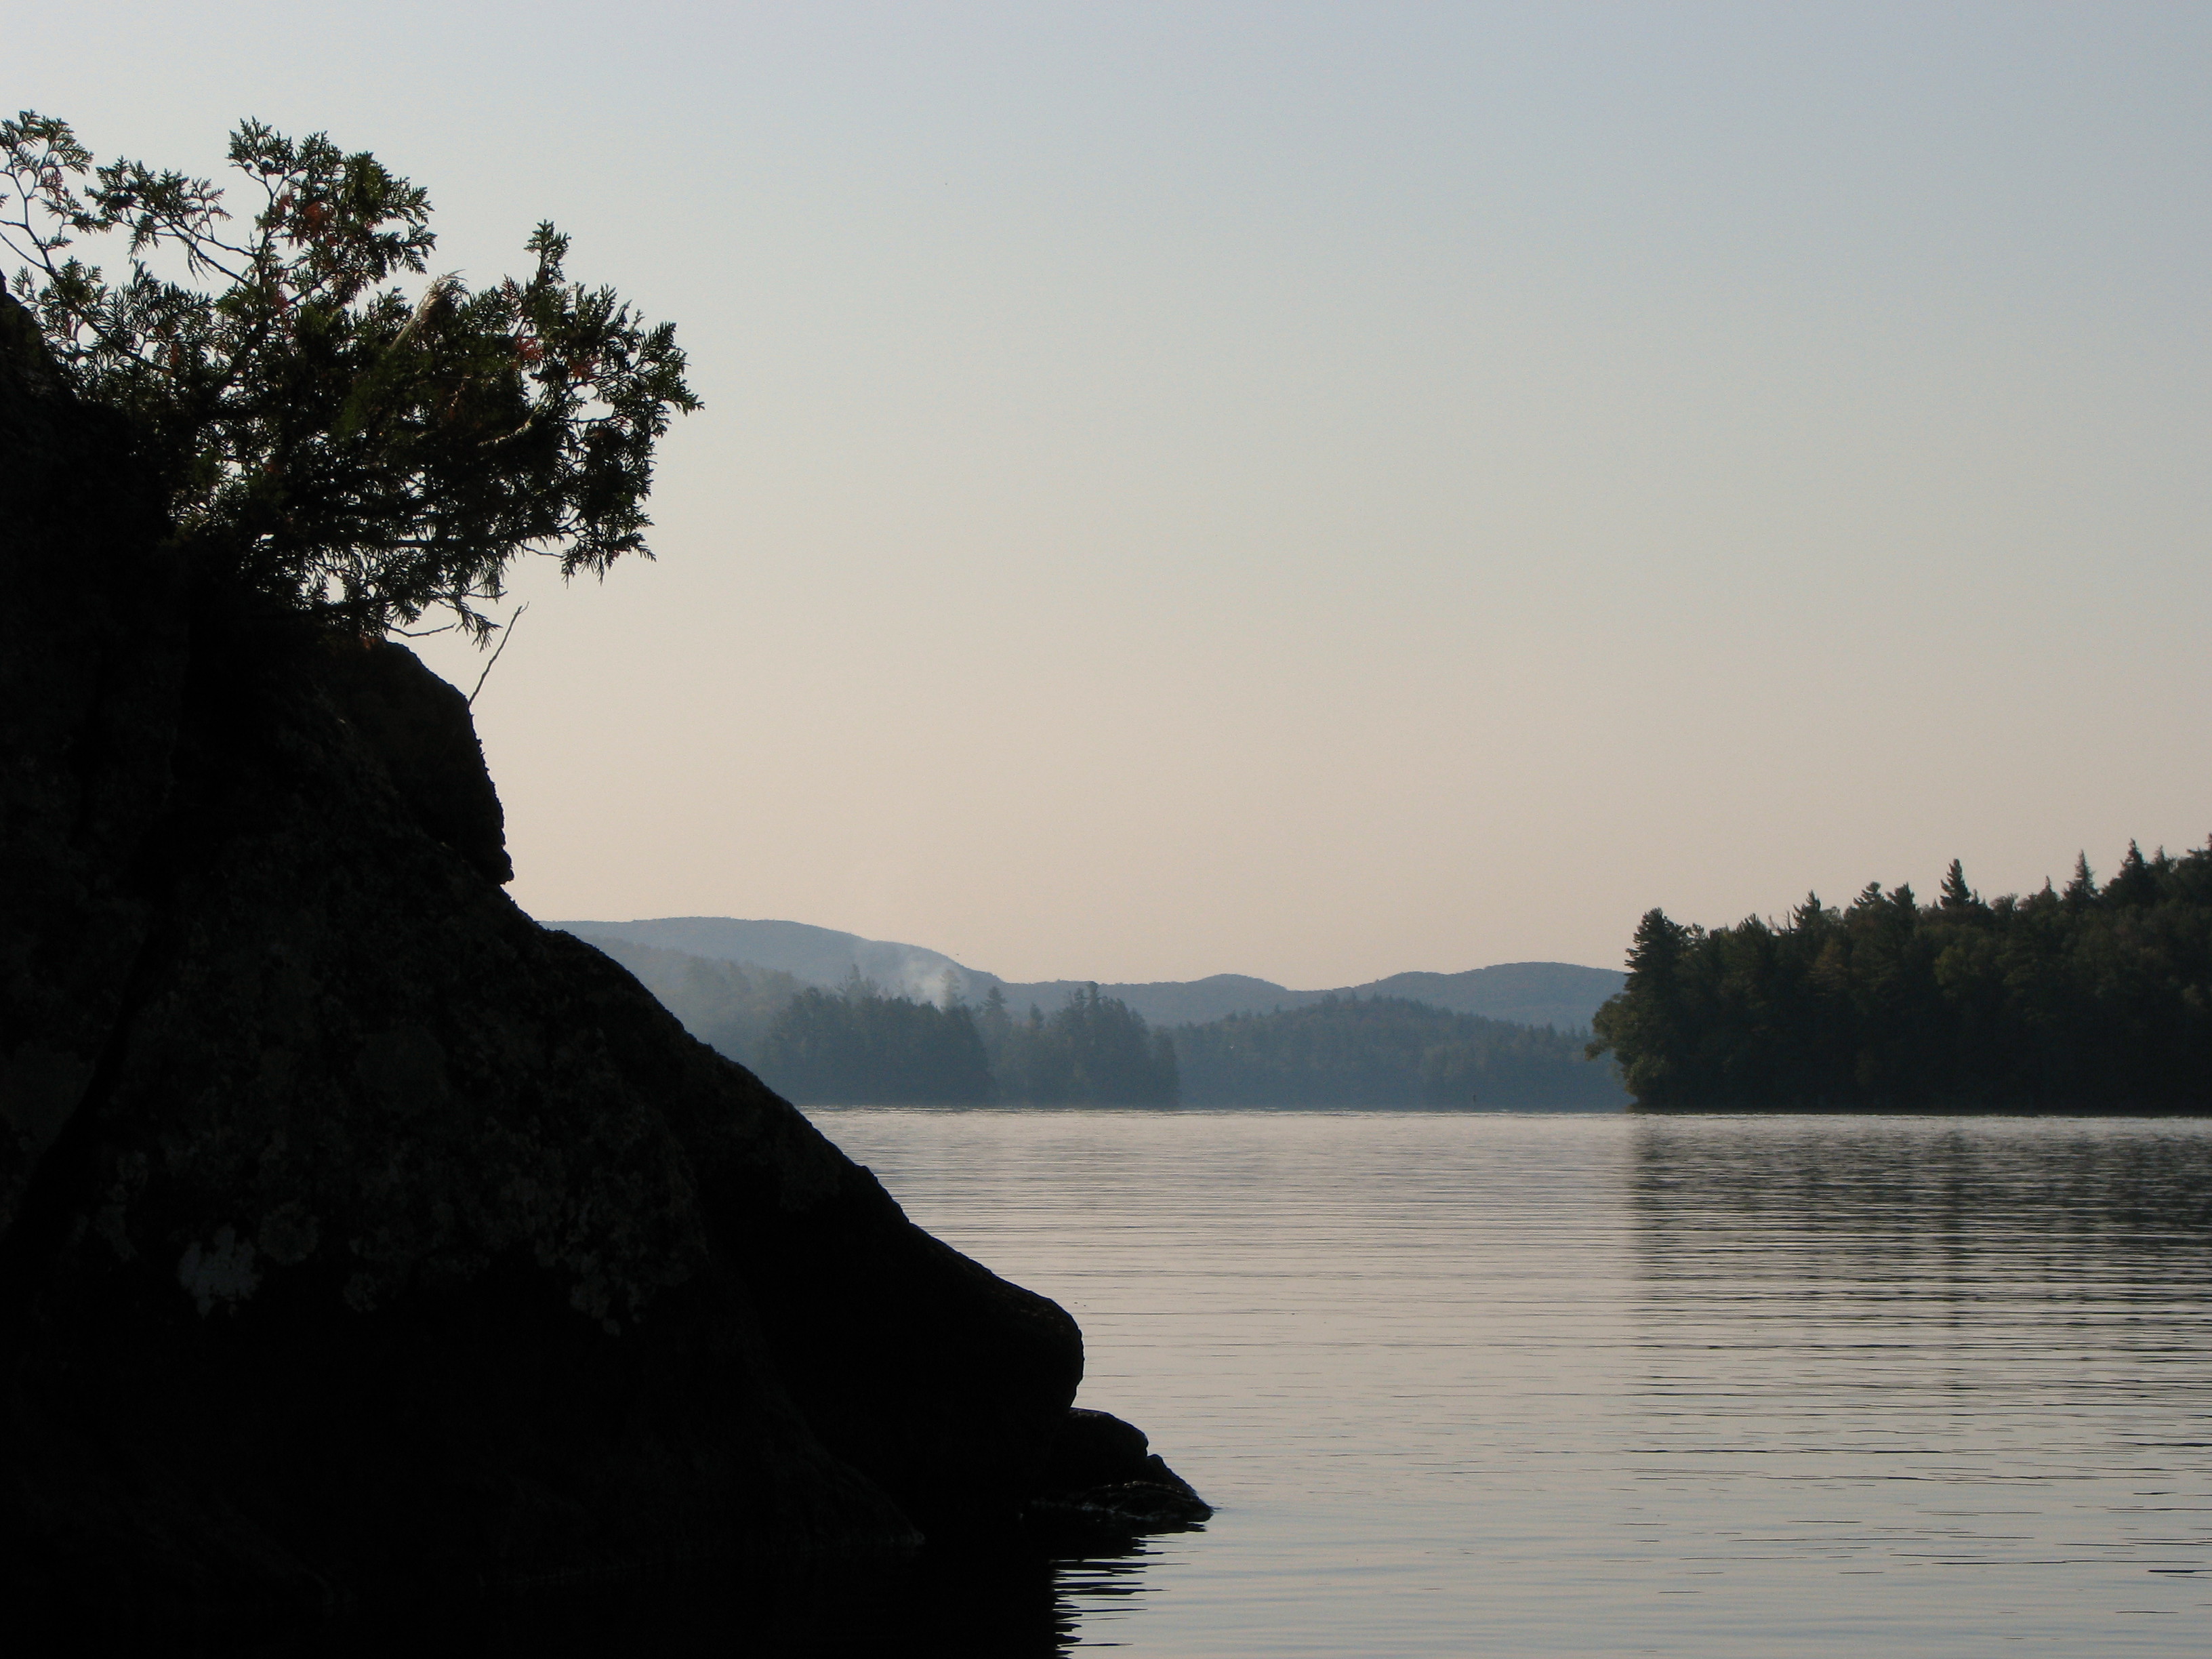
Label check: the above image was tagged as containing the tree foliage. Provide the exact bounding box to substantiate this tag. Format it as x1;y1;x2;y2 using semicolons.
756;980;996;1106
1590;839;2212;1111
623;960;1617;1111
576;937;806;1069
979;984;1181;1107
1174;994;1624;1109
0;111;697;640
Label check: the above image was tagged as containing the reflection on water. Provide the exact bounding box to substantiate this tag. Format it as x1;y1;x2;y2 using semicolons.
1633;1115;2212;1256
302;1538;1133;1658
813;1108;2212;1656
1620;1117;2212;1639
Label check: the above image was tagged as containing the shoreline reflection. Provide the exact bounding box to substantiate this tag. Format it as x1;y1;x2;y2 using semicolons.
285;1536;1160;1658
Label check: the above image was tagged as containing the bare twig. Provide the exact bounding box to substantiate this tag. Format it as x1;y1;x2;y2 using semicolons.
467;602;527;706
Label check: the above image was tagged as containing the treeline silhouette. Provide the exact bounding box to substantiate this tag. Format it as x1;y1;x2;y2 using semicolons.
1591;840;2212;1112
743;980;1618;1108
750;980;1179;1105
580;932;1630;1107
577;937;806;1064
976;984;1181;1105
756;983;997;1105
1176;996;1624;1108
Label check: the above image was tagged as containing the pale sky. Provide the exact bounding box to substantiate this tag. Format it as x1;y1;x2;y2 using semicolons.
20;2;2210;985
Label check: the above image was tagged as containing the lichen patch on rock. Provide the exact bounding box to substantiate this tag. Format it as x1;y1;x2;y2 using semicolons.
177;1226;262;1315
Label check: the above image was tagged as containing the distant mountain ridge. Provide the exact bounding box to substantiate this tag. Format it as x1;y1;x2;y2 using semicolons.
558;916;974;1006
554;916;1624;1033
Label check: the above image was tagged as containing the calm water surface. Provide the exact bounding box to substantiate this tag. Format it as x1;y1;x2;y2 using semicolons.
808;1109;2212;1657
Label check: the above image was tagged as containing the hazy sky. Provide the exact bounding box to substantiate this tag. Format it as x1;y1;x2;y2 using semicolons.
20;2;2210;985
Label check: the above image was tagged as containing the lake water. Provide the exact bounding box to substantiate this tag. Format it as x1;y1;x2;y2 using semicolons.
806;1108;2212;1657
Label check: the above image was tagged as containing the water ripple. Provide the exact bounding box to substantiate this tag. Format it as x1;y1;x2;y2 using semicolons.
811;1109;2212;1656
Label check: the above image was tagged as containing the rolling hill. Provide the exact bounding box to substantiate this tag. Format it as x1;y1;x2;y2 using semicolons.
554;916;1624;1032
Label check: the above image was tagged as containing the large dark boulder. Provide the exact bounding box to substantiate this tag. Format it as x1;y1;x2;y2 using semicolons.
0;298;1197;1639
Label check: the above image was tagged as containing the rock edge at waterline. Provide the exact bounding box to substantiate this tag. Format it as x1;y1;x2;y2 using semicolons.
0;294;1203;1639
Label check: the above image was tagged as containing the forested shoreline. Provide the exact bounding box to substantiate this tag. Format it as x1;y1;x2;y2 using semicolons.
1590;840;2212;1113
757;981;1180;1106
1176;996;1623;1109
586;933;1620;1107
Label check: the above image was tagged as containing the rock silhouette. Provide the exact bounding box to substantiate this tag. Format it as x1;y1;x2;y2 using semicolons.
0;296;1202;1640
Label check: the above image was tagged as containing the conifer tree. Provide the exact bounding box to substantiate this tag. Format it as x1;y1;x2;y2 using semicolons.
1;111;697;640
2063;853;2097;907
1939;859;1977;911
2106;840;2157;907
1589;837;2212;1112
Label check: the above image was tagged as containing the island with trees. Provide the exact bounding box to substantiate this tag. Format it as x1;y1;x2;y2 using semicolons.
1590;842;2212;1113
